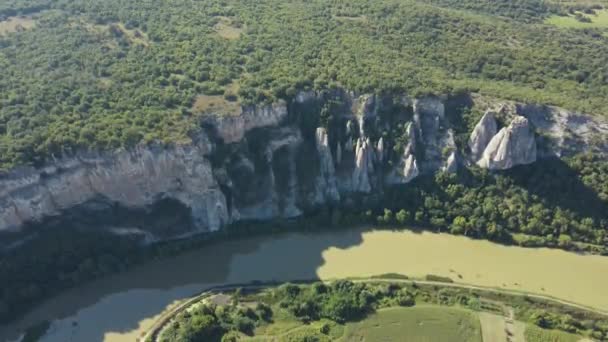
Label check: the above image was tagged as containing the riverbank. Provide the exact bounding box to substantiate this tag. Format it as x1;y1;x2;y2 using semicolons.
145;277;608;342
4;228;608;342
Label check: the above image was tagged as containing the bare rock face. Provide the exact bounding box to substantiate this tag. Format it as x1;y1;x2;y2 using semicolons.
376;137;385;162
477;116;537;170
517;103;608;157
295;90;317;104
356;94;378;137
0;143;229;234
211;101;288;144
315;127;340;202
401;154;419;183
2;91;605;244
443;151;458;173
469;110;498;161
386;122;420;184
351;138;375;193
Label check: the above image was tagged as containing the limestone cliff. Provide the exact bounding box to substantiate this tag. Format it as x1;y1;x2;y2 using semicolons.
477;116;537;170
469;110;498;161
1;91;606;246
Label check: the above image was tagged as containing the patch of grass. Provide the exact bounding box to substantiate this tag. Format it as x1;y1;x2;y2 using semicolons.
338;306;483;342
0;15;36;35
524;324;582;342
192;94;242;116
545;9;608;28
333;15;368;23
214;16;243;40
75;20;150;47
250;317;341;341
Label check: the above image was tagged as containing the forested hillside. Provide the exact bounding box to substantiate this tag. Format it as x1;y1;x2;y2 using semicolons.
1;0;608;169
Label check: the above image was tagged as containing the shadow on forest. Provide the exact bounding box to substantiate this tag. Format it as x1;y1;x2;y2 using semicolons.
503;157;608;220
0;223;365;341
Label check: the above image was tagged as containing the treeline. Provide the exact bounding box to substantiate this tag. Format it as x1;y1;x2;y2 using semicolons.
158;296;272;342
376;154;608;254
1;0;608;168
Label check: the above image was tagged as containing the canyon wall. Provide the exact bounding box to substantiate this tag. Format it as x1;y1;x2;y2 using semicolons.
1;91;607;246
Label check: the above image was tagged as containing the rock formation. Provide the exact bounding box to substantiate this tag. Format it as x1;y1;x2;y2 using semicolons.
477;116;537;170
401;154;419;183
469;110;498;161
315;127;340;202
443;151;458;173
351;138;375;193
0;143;229;235
386;122;420;184
0;90;605;246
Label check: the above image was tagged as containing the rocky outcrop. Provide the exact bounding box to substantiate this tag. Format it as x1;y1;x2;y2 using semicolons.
477;116;537;170
0;90;604;245
387;122;420;185
516;103;608;157
351;138;375;193
0;143;229;235
401;154;419;183
443;151;458;173
315;127;340;202
469;110;498;161
412;97;456;172
209;101;288;144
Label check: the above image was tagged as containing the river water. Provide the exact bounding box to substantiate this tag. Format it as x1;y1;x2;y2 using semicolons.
2;228;608;342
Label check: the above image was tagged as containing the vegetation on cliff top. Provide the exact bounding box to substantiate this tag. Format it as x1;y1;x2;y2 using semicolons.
1;0;608;168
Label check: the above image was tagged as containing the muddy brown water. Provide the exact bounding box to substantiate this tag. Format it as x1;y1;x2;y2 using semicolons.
2;228;608;342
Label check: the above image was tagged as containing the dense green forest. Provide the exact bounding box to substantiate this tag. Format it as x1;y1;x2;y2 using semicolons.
1;0;608;169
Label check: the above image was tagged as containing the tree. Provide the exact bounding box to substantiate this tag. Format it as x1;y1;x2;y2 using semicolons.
450;216;467;235
396;209;410;225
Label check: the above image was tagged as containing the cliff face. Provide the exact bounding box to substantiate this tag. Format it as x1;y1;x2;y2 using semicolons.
477;116;537;170
1;92;607;246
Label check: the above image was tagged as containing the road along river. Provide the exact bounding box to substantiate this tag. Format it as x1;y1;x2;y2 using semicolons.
2;228;608;341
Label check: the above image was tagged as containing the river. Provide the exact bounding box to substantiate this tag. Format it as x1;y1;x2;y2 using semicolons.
2;228;608;342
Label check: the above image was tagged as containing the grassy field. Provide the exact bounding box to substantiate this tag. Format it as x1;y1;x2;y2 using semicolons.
524;324;583;342
337;306;483;342
0;16;36;35
545;9;608;28
214;16;244;40
246;310;343;342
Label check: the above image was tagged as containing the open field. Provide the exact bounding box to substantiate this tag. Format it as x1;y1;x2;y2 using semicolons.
338;306;483;342
214;16;244;40
545;9;608;28
0;16;36;35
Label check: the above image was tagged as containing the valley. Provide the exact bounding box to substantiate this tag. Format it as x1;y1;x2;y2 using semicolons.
1;0;608;341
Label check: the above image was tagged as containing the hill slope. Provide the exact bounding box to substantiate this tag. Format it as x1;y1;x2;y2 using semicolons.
1;0;608;169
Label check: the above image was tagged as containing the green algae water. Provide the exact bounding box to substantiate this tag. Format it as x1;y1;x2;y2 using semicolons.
2;228;608;342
